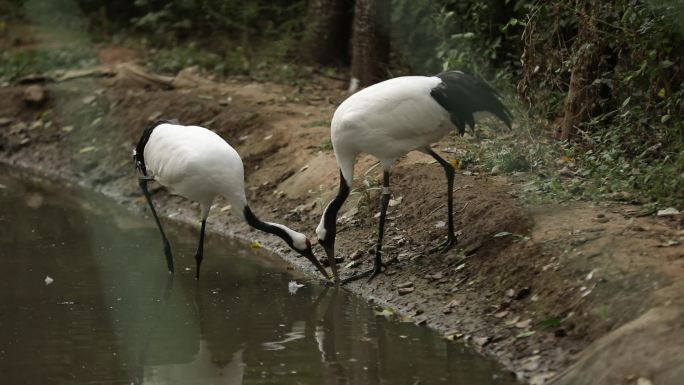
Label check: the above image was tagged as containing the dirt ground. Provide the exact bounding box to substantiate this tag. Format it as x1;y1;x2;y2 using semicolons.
1;47;684;385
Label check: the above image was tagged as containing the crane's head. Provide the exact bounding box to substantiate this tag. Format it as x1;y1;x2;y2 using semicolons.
316;204;340;284
242;206;330;281
288;231;331;281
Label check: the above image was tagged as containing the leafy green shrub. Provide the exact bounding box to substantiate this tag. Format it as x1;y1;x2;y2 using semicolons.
393;0;683;206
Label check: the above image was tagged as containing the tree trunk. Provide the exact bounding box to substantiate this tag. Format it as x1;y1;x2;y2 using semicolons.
350;0;390;89
301;0;353;66
559;1;604;140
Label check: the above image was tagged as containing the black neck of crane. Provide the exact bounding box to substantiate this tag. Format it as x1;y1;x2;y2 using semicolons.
134;119;178;175
322;169;350;244
243;205;293;247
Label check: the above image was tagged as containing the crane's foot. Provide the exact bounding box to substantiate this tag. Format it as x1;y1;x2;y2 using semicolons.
341;256;399;285
429;234;457;254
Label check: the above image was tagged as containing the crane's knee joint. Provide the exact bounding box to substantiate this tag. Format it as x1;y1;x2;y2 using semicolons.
382;186;390;195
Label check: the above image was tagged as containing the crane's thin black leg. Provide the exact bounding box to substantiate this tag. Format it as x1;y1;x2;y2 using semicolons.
342;170;397;284
139;177;174;273
370;170;392;280
426;149;458;252
195;219;206;280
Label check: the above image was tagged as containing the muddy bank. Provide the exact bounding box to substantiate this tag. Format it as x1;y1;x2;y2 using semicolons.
1;66;683;385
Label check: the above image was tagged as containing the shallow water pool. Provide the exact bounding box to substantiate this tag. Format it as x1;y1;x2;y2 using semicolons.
0;167;515;385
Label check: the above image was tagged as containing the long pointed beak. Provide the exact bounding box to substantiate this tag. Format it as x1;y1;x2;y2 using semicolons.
323;245;340;285
302;250;331;282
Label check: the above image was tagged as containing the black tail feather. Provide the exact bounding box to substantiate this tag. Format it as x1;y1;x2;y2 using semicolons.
430;71;512;135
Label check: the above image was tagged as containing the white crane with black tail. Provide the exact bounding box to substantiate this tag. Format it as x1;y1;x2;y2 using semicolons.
134;120;330;280
316;71;512;284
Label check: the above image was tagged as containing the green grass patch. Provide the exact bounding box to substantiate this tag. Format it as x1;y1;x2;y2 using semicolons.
301;120;330;129
0;45;96;82
320;138;333;150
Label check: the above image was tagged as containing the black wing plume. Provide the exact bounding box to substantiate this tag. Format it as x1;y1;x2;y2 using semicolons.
430;71;512;135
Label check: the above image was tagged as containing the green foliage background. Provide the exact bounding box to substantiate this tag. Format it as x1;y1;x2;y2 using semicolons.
392;0;684;206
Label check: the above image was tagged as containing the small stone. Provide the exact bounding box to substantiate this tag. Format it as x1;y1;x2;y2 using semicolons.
515;319;533;329
494;310;509;318
559;167;574;177
398;287;414;295
657;207;680;216
82;95;96;104
388;196;403;207
349;250;364;260
596;217;609;223
427;271;444;280
473;336;491;347
505;316;521;326
530;372;556;385
445;298;460;308
23;85;46;105
522;360;540;372
0;117;12;126
344;260;361;269
396;281;414;289
627;224;645;231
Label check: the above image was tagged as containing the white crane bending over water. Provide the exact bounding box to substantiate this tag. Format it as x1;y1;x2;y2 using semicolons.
316;71;512;284
133;120;330;280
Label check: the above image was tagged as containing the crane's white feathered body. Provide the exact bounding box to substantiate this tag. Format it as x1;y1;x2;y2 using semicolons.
144;123;247;219
135;121;330;279
317;72;512;252
331;76;454;183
